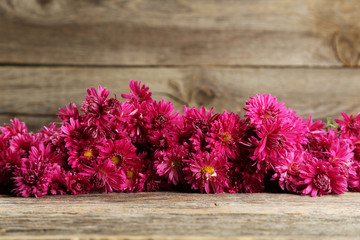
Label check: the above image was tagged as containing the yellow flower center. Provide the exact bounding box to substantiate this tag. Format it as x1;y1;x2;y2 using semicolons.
221;132;232;143
201;166;215;175
264;114;272;119
111;155;121;165
83;149;93;158
127;171;135;181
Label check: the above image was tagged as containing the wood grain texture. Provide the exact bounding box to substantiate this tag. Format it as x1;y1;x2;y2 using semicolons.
1;66;360;131
0;192;359;240
1;0;360;66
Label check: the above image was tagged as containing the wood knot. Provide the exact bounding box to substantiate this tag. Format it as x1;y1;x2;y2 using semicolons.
333;30;360;66
37;0;52;7
0;0;75;25
192;86;216;106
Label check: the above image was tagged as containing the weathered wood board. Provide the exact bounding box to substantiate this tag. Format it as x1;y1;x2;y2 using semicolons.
1;66;360;131
1;0;360;66
0;192;359;240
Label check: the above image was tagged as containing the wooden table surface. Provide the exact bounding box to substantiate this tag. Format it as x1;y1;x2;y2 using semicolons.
0;192;359;240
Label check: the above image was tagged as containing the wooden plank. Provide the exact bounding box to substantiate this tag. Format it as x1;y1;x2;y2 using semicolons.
0;192;360;239
0;0;359;66
1;66;360;131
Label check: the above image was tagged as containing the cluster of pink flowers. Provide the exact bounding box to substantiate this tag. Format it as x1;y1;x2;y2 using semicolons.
0;81;359;197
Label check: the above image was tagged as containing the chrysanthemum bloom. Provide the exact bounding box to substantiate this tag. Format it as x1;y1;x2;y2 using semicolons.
147;128;174;150
145;99;179;130
272;151;307;193
65;171;91;195
12;158;59;197
27;143;65;167
80;159;124;193
99;139;138;167
119;158;146;192
39;124;68;162
81;86;110;130
207;111;246;159
335;112;360;139
244;94;288;127
154;146;189;185
67;141;99;169
61;118;87;149
183;151;229;193
298;158;348;197
0;118;27;139
122;102;150;144
327;135;354;177
304;115;326;149
251;119;304;168
9;132;39;158
121;80;152;104
183;106;218;134
39;123;61;146
58;103;80;122
109;101;138;130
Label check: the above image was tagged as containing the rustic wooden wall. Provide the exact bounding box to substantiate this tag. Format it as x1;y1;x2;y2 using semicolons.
1;0;360;131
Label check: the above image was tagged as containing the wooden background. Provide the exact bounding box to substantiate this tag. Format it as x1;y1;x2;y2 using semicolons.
1;0;360;131
1;2;360;240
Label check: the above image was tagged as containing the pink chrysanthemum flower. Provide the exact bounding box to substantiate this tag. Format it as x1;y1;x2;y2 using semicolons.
0;118;27;139
67;141;99;169
121;80;152;104
298;159;348;197
99;139;138;167
81;86;110;129
251;119;301;168
39;123;61;145
61;118;87;148
123;102;150;143
81;159;124;193
304;115;326;149
9;133;39;158
183;106;218;134
120;158;146;192
244;94;287;127
146;99;179;130
65;171;91;195
154;146;189;185
327;136;354;175
183;151;229;193
272;151;307;193
335;112;360;139
207;111;246;159
109;101;138;130
28;143;65;166
12;158;59;197
58;103;80;122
